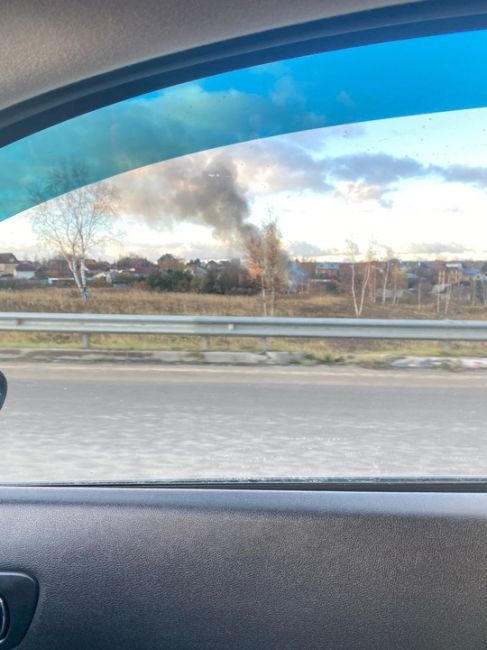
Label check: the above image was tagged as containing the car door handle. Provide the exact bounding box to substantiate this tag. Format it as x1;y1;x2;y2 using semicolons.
0;597;7;640
0;372;6;412
0;573;38;649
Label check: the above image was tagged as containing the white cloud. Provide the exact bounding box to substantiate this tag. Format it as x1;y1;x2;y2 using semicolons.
335;181;386;203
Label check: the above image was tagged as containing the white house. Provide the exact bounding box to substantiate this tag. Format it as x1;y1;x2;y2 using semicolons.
14;262;36;280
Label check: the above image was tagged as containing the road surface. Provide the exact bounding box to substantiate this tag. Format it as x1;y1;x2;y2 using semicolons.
1;363;487;482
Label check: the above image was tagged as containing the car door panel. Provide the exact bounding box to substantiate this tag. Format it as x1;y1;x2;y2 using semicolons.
0;487;486;649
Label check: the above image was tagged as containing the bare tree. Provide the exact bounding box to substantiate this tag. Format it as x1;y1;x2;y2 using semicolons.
345;240;374;317
380;246;395;305
243;219;288;316
390;263;406;306
435;268;454;316
31;165;118;301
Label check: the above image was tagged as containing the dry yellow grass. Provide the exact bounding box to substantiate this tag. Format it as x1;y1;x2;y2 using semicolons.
0;287;347;317
2;286;486;318
1;287;487;357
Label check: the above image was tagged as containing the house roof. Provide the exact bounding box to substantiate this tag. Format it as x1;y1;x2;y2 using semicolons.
317;263;340;270
16;262;35;272
133;265;155;274
0;253;18;264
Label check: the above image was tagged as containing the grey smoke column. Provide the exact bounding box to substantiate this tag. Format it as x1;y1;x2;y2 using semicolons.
117;152;253;242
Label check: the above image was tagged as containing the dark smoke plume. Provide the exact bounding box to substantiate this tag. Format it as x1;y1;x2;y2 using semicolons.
116;152;252;243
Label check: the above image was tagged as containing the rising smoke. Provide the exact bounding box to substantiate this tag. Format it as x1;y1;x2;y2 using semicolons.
115;152;254;243
113;137;336;245
115;138;448;246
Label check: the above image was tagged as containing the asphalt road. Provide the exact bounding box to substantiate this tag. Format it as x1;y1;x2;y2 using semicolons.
1;363;487;482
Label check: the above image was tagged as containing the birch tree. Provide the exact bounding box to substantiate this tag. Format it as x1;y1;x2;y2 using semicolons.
244;219;288;316
380;247;395;305
345;240;374;317
31;165;118;301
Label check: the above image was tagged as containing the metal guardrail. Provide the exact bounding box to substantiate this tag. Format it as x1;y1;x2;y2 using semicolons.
1;312;487;349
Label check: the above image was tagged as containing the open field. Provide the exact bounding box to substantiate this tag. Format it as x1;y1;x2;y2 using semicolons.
2;287;368;316
2;287;487;359
3;286;487;319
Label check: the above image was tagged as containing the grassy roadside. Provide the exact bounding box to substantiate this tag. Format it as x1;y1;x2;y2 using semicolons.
2;287;487;362
0;331;486;363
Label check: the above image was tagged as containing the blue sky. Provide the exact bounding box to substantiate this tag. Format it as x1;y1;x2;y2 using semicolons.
2;28;487;260
4;106;487;262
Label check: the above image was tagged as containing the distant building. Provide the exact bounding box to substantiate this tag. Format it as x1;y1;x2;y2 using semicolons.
205;260;220;272
0;253;18;275
315;262;340;279
463;268;481;278
14;262;36;280
45;258;70;276
132;263;156;277
116;256;151;271
186;262;206;278
85;260;111;274
158;254;183;271
295;262;317;278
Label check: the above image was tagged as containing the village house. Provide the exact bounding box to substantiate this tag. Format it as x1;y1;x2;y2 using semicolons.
205;260;220;273
85;260;111;274
0;253;18;275
130;262;157;279
45;258;70;277
315;262;340;280
158;254;184;271
186;261;206;278
14;262;36;280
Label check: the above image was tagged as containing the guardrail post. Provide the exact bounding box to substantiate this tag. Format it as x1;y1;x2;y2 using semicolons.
260;336;268;353
441;341;451;353
202;336;210;351
81;333;91;349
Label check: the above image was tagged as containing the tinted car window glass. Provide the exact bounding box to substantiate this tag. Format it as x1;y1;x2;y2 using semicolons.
1;28;487;482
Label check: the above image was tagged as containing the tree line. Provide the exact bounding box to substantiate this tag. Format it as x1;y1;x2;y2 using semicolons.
28;164;487;318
